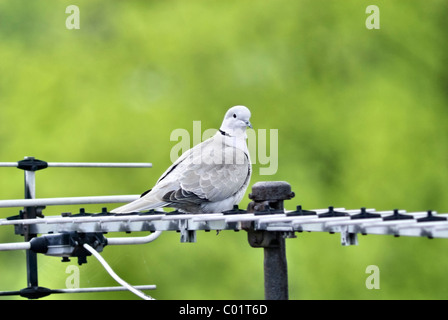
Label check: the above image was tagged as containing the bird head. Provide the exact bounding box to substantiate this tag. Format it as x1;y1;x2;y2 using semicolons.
220;106;252;136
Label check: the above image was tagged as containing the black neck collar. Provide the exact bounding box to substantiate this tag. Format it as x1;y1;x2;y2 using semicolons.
219;129;231;137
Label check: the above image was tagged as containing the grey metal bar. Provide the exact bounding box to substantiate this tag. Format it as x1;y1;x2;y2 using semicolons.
0;242;31;251
24;171;36;200
22;161;39;290
47;162;152;168
246;181;294;301
50;285;156;294
264;235;288;300
0;162;152;168
4;209;448;238
0;285;156;297
0;162;18;167
1;209;445;236
0;232;163;252
0;195;140;208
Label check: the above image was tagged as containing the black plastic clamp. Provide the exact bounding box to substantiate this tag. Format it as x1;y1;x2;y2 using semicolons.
17;157;48;171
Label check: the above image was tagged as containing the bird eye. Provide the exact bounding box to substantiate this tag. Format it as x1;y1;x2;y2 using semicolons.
233;114;236;118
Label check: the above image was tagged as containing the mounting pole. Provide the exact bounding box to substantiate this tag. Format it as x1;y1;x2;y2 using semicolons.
245;181;295;300
18;157;48;297
263;233;288;300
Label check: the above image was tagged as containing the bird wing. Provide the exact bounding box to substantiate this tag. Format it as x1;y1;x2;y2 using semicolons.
111;134;251;213
168;136;251;203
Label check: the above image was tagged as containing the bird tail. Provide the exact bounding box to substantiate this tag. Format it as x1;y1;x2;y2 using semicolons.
110;197;168;213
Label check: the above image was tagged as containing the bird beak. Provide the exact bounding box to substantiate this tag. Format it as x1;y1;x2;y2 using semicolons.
245;120;253;129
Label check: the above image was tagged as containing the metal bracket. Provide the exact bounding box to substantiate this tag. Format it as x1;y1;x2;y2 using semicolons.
179;219;197;243
248;230;284;248
17;158;48;172
340;226;358;246
245;181;294;300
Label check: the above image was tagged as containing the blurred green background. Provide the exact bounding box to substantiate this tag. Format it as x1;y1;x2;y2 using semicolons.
1;0;448;300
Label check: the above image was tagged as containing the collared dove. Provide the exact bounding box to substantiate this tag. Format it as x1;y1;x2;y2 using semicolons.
111;106;252;214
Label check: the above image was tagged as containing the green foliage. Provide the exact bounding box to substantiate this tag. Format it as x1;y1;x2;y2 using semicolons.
0;0;447;300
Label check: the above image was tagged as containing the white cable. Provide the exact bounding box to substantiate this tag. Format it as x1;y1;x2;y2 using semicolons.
107;231;162;245
82;243;154;300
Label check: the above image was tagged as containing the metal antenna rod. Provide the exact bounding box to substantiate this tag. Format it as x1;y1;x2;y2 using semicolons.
0;156;153;299
0;195;140;208
0;285;156;297
21;157;39;290
0;162;152;168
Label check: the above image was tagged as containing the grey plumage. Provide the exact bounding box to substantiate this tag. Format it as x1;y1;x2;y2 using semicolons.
110;105;252;214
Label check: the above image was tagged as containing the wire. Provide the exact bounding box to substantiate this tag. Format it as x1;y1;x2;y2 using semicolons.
82;243;154;300
107;231;162;245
